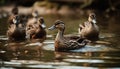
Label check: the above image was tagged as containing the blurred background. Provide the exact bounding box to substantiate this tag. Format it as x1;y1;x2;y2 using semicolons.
0;0;120;15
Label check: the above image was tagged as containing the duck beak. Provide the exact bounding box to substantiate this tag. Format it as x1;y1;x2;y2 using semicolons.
41;23;46;29
32;12;38;17
48;25;56;30
92;19;96;23
13;19;17;24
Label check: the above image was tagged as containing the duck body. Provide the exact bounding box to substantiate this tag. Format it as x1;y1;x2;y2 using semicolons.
49;20;88;51
79;13;99;40
7;25;26;41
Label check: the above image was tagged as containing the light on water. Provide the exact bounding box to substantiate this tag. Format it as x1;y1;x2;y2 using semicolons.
26;65;54;68
63;59;106;63
25;42;43;46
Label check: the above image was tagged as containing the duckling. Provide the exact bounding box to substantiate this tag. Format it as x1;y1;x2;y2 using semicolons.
48;20;89;51
78;13;99;40
7;15;26;41
26;17;46;42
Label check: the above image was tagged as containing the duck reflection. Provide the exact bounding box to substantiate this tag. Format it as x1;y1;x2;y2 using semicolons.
54;52;64;61
5;42;43;60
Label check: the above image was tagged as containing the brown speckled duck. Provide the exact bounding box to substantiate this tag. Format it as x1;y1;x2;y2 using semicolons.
78;13;99;40
26;17;46;42
48;20;89;51
7;15;26;41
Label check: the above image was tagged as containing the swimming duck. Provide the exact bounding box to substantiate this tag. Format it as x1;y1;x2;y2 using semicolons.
48;20;89;51
78;13;99;40
26;17;46;42
7;15;26;41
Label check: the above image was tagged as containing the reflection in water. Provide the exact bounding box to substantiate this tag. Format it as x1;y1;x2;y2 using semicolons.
4;41;43;60
54;51;120;67
0;13;120;68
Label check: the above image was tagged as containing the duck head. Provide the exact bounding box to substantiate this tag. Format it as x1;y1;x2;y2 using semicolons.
39;17;46;29
11;6;18;15
48;20;65;31
88;13;96;23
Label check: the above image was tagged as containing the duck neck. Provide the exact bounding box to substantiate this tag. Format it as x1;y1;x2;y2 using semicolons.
55;29;65;42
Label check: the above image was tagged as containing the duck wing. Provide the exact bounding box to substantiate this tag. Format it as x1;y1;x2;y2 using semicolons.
57;39;87;51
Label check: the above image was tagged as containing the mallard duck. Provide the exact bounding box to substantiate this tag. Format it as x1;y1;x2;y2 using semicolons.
7;15;26;41
78;13;99;40
48;20;89;51
26;17;46;42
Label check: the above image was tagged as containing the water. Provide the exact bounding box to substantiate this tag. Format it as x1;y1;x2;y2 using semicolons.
0;12;120;69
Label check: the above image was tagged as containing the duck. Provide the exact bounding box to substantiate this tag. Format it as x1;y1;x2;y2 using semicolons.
48;20;89;51
7;15;26;41
78;13;99;41
26;17;46;42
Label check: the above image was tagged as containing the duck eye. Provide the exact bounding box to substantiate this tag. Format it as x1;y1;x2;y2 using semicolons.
57;24;64;28
90;15;95;19
55;23;60;25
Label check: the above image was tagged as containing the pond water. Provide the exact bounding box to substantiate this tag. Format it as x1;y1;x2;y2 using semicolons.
0;12;120;69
